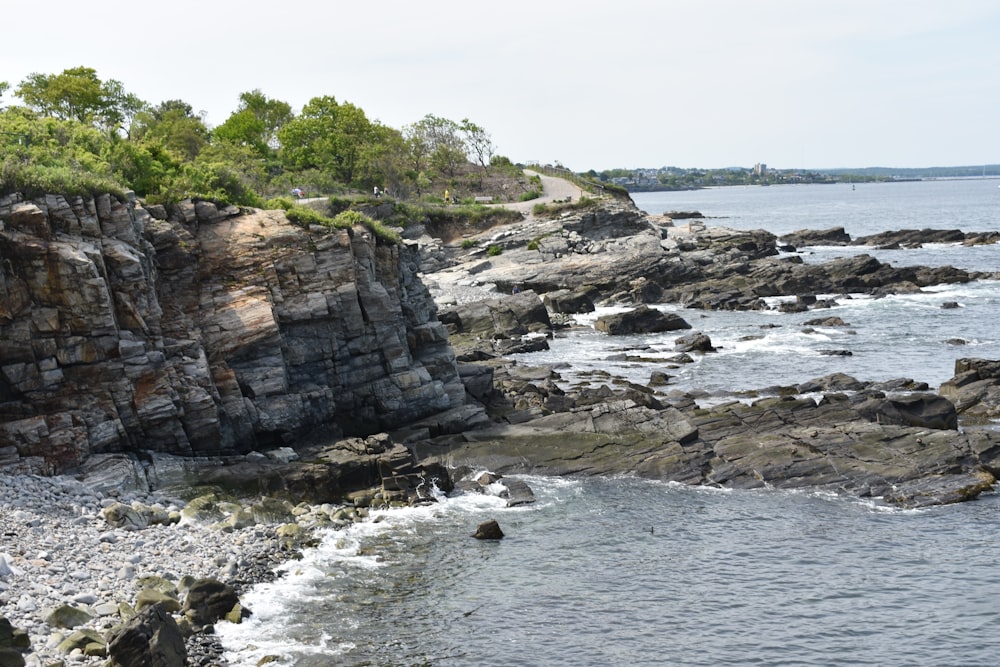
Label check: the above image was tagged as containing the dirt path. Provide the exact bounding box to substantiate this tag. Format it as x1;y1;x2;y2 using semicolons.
496;169;586;216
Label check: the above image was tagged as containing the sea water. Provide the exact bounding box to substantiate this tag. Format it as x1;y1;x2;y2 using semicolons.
218;179;1000;666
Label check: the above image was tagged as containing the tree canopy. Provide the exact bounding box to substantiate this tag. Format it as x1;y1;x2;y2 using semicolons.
1;66;509;205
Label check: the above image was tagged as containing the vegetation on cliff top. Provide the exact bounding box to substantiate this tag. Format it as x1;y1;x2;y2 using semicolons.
0;66;517;212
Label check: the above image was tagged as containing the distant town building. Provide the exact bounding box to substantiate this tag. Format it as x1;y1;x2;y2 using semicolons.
753;163;767;177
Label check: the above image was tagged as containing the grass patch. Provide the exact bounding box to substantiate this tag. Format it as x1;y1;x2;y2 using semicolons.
280;203;401;244
487;244;503;256
532;196;600;218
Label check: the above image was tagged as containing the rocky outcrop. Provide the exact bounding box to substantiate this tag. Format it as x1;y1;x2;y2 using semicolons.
416;367;1000;508
939;358;1000;424
781;226;1000;249
0;193;470;473
438;290;552;361
853;228;1000;248
779;226;852;247
594;305;691;335
422;202;993;316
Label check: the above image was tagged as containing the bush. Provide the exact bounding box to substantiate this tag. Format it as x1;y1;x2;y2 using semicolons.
487;244;502;256
532;196;599;218
283;204;401;244
461;238;478;249
1;160;126;198
264;196;296;211
519;189;541;202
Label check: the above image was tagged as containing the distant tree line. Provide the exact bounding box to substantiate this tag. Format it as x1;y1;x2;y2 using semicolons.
0;66;512;205
585;164;1000;192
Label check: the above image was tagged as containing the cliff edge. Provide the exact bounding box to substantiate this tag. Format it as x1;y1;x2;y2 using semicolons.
0;193;472;473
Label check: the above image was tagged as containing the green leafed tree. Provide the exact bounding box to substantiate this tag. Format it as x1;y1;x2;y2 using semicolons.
405;114;467;178
132;100;209;162
213;89;292;157
14;67;147;133
277;95;377;185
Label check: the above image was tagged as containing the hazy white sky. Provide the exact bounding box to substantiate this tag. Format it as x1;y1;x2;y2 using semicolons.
3;1;998;171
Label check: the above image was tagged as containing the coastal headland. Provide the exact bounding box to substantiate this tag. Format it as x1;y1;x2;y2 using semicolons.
3;177;1000;664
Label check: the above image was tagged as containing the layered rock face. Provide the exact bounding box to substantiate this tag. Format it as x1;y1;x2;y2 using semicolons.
0;193;465;472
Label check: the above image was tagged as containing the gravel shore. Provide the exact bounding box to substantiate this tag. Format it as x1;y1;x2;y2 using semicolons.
0;472;295;666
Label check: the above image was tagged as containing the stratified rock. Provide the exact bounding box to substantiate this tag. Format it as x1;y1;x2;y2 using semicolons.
779;227;852;247
107;603;186;667
594;305;691;335
940;358;1000;424
853;394;958;430
853;228;966;247
439;290;551;337
0;195;467;472
472;519;504;540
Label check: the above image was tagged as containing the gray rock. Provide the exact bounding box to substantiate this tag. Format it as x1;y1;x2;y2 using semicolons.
182;578;240;626
594;305;691;335
107;603;186;667
472;519;504;540
102;503;147;531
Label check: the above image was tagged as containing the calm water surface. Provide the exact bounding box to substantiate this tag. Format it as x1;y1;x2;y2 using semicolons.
218;180;1000;666
220;477;1000;666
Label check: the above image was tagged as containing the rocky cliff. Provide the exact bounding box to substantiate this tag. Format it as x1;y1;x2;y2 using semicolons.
0;193;468;473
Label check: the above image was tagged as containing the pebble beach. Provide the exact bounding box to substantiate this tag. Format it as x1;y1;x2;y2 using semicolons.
0;472;298;666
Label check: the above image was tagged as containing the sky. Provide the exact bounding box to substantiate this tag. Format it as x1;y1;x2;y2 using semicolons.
2;0;998;172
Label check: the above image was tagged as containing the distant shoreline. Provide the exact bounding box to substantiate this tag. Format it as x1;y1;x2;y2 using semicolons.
626;175;1000;193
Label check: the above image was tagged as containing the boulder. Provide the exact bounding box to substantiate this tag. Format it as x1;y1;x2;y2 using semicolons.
854;394;959;430
439;290;551;337
107;603;186;667
802;316;850;327
102;502;148;531
543;288;596;314
182;578;241;626
594;305;691;335
44;604;95;629
472;519;504;540
0;616;29;667
674;332;715;353
498;478;536;507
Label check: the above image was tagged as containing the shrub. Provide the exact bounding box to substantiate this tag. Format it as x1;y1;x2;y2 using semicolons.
532;196;599;218
487;244;502;256
264;196;296;211
1;160;126;199
283;204;400;244
461;239;478;249
519;189;541;202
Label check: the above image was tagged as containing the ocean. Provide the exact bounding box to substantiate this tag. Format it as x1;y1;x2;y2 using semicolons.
217;179;1000;666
